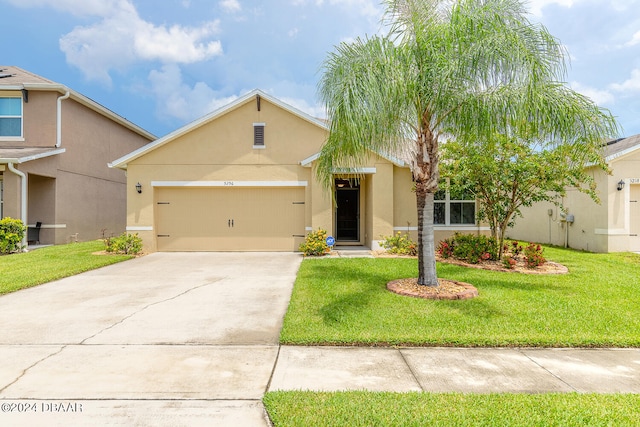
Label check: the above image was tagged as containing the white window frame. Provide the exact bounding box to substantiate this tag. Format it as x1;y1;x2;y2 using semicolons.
434;179;476;226
0;96;23;140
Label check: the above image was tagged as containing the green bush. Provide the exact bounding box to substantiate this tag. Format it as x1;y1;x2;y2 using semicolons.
104;232;143;255
437;233;498;264
380;232;417;256
299;228;330;256
0;217;27;254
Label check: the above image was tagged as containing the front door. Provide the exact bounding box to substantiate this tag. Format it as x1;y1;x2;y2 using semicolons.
335;179;359;242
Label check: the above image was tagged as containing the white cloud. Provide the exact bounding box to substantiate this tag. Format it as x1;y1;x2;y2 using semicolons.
280;96;327;120
610;69;640;94
625;30;640;47
133;20;222;63
147;65;328;124
13;0;223;84
220;0;241;12
570;81;615;105
148;64;240;123
526;0;579;16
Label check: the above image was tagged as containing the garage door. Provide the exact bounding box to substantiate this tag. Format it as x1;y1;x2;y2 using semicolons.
155;187;306;251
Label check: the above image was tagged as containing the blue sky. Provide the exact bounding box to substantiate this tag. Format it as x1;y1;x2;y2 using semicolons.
3;0;640;138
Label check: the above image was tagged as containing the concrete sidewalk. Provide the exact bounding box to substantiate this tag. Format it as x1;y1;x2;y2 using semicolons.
270;346;640;394
0;252;638;426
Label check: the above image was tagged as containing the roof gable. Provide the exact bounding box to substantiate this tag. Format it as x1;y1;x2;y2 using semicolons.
109;89;328;169
0;65;155;141
605;134;640;162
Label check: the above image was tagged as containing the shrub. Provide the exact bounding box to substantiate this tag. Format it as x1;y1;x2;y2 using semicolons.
299;228;330;256
524;243;546;268
504;240;523;257
104;232;143;255
436;239;454;258
502;255;517;269
0;217;26;254
380;232;417;256
437;233;497;264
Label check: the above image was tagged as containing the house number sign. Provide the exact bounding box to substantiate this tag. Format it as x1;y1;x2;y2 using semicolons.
630;178;640;184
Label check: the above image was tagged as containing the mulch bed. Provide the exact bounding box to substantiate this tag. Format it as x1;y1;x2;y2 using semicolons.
382;253;568;300
387;278;479;300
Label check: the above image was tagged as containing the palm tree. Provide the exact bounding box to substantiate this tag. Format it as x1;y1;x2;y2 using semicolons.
317;0;618;286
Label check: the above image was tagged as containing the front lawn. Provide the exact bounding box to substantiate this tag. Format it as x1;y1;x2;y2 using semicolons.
263;391;640;426
0;240;134;295
280;247;640;347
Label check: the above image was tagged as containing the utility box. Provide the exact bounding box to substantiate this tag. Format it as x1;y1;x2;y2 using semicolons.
565;214;575;223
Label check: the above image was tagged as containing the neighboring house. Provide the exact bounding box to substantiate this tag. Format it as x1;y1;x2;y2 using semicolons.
509;134;640;253
0;66;155;246
110;89;486;252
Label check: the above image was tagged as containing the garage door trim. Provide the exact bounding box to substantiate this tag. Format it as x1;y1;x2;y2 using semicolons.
152;180;308;187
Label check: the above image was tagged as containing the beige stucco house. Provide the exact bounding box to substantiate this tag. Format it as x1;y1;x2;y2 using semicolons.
509;134;640;252
110;89;484;253
0;66;155;246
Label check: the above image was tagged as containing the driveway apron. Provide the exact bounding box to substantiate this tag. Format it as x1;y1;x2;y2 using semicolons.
0;252;302;426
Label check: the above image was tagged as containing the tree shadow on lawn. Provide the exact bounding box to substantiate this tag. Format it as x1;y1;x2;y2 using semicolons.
306;260;396;326
304;259;572;328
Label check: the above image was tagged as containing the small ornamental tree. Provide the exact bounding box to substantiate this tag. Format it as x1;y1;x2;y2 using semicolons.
441;132;610;258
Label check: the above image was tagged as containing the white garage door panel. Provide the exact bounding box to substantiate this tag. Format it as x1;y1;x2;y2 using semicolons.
155;187;305;251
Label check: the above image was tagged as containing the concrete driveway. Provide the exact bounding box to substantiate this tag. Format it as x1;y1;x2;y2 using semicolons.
0;252;302;426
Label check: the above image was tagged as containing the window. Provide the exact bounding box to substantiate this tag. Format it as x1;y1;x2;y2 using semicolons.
0;176;3;218
0;97;22;138
434;181;476;225
253;122;265;148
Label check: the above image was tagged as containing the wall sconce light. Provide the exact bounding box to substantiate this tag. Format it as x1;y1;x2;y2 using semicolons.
335;179;350;188
135;182;142;194
617;180;625;191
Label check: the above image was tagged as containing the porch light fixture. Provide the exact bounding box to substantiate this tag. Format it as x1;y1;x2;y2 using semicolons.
617;180;625;191
135;182;142;194
335;179;350;188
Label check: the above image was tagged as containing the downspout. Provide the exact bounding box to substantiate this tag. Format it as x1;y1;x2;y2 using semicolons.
7;162;27;249
56;90;70;147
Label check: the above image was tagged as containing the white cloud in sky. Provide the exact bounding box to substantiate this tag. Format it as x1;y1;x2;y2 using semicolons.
570;81;615;105
12;0;223;85
148;64;238;122
133;20;222;63
148;64;326;124
219;0;241;13
610;69;640;94
526;0;579;16
625;30;640;47
280;96;327;120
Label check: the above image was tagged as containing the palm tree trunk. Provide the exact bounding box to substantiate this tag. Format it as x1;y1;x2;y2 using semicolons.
416;182;438;287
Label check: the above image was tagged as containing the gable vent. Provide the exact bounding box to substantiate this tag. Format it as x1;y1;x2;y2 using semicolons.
253;123;265;147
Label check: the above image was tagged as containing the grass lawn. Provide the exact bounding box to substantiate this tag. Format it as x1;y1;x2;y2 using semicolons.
271;247;640;425
280;246;640;347
0;240;134;295
263;391;640;426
